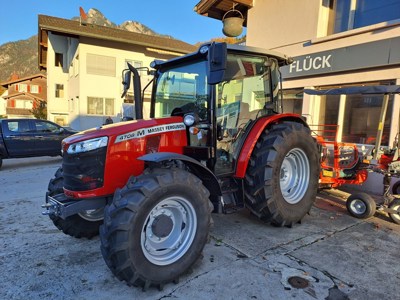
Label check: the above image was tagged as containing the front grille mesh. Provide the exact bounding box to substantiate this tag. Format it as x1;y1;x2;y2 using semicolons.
62;147;107;191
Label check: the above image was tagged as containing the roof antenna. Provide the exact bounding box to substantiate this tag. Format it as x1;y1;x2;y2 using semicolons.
79;7;88;26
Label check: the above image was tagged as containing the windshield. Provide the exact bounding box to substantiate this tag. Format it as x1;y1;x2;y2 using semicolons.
154;60;208;120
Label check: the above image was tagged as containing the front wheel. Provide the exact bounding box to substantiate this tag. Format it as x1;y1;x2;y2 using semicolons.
346;193;376;219
47;167;103;239
388;199;400;224
100;168;212;290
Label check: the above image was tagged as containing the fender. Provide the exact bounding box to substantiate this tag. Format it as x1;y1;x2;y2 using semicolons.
235;114;309;178
138;152;222;196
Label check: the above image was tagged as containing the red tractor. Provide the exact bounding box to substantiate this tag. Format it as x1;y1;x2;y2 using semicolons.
42;43;320;290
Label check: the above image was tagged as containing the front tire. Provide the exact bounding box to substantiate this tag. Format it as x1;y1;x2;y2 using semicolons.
47;167;103;239
346;193;376;219
100;168;212;290
244;121;320;227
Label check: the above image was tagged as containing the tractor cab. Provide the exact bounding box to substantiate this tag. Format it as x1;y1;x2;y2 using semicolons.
125;43;291;176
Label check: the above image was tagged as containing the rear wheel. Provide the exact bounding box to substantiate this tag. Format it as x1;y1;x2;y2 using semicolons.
100;168;212;290
388;199;400;224
47;167;103;239
244;122;320;227
346;193;376;219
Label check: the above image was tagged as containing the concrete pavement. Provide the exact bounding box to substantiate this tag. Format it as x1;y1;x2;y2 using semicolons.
0;157;399;299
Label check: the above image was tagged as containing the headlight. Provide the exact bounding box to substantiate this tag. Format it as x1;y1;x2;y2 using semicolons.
66;136;108;154
183;114;196;126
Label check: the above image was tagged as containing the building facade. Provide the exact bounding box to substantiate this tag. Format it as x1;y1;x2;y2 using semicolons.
38;15;195;130
0;74;47;118
196;0;400;148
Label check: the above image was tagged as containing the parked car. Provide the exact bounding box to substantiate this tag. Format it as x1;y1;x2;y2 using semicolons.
0;118;78;169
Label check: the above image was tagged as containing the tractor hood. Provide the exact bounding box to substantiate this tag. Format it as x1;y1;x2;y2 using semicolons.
62;116;185;147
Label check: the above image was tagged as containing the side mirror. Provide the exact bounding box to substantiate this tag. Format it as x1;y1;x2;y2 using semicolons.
207;42;227;85
59;127;65;134
121;69;131;98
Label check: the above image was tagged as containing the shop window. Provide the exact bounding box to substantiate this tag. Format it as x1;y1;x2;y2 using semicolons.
316;95;340;141
87;97;115;115
342;94;393;145
282;90;303;115
55;84;64;98
329;0;400;34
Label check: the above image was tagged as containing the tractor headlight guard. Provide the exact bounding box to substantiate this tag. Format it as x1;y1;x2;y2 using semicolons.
66;136;108;154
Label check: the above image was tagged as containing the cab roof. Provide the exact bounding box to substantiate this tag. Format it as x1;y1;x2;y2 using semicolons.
152;42;293;70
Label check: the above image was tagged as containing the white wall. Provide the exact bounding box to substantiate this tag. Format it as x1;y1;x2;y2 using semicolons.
46;34;182;131
47;33;70;125
0;90;8;116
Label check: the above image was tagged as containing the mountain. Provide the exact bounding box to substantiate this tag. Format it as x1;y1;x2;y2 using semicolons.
72;8;174;39
0;35;40;87
0;8;176;87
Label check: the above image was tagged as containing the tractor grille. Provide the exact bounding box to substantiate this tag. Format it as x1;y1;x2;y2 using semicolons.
62;147;107;191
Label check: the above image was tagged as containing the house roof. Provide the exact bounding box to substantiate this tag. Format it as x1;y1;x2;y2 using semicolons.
1;73;46;88
38;15;196;54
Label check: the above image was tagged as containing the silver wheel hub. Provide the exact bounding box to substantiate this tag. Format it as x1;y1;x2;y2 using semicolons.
78;208;104;221
350;199;366;214
280;148;310;204
141;197;197;266
390;203;400;220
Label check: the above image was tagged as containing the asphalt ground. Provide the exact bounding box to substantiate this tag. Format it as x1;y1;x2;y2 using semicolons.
0;156;399;300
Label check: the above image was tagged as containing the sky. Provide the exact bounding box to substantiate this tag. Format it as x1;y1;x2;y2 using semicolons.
0;0;236;45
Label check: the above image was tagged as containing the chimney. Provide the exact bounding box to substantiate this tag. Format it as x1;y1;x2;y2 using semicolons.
79;7;88;25
10;72;19;81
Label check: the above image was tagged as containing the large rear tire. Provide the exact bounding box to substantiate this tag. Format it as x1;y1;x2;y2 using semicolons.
100;168;212;290
244;121;320;226
47;167;103;239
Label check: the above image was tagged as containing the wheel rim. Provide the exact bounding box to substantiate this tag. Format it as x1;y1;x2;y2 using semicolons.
78;208;104;221
350;199;366;215
280;148;310;204
390;202;400;221
141;196;197;266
